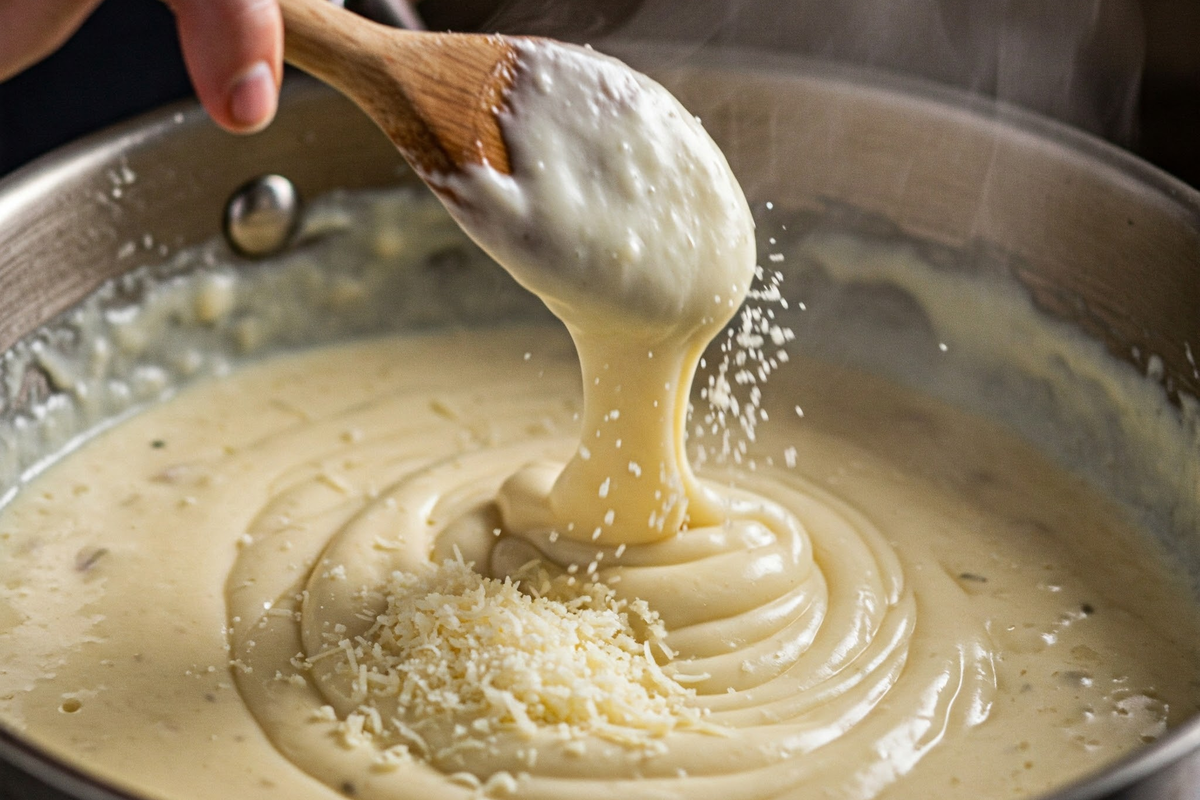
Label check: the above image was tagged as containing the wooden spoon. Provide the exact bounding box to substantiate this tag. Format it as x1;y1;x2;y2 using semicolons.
278;0;519;183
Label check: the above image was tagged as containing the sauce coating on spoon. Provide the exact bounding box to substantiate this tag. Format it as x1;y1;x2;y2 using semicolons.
445;41;757;544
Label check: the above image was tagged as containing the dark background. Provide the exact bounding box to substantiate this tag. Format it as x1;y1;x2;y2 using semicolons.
0;0;1198;187
0;0;191;176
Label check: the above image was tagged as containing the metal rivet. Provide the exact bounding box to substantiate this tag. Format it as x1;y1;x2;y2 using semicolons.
223;175;301;258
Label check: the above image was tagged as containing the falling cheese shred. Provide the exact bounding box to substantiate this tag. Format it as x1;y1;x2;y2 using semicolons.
314;557;717;767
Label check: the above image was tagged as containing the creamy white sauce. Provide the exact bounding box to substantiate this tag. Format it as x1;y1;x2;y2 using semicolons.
0;42;1198;800
1;329;1196;800
446;43;754;336
445;41;757;544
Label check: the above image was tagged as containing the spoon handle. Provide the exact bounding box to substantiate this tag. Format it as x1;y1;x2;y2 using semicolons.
278;0;394;93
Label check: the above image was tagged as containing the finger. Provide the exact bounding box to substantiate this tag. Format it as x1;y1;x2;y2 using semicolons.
0;0;104;82
164;0;283;133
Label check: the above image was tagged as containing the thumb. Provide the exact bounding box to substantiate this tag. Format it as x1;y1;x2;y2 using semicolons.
165;0;283;133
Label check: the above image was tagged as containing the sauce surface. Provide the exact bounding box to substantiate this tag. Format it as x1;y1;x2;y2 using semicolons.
0;326;1197;800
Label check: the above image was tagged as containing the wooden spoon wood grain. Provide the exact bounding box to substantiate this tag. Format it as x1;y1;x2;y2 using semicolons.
278;0;519;183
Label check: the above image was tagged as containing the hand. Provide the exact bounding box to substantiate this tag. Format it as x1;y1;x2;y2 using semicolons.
0;0;284;133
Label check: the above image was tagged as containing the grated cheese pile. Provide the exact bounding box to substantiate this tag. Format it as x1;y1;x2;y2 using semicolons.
316;557;714;765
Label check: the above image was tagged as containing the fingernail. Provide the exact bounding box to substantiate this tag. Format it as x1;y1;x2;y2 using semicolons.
229;61;277;132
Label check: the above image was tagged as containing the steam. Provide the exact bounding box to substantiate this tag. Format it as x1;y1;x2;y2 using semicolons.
477;0;1145;144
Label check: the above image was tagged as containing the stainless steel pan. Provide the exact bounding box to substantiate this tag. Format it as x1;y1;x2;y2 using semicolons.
0;46;1197;800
